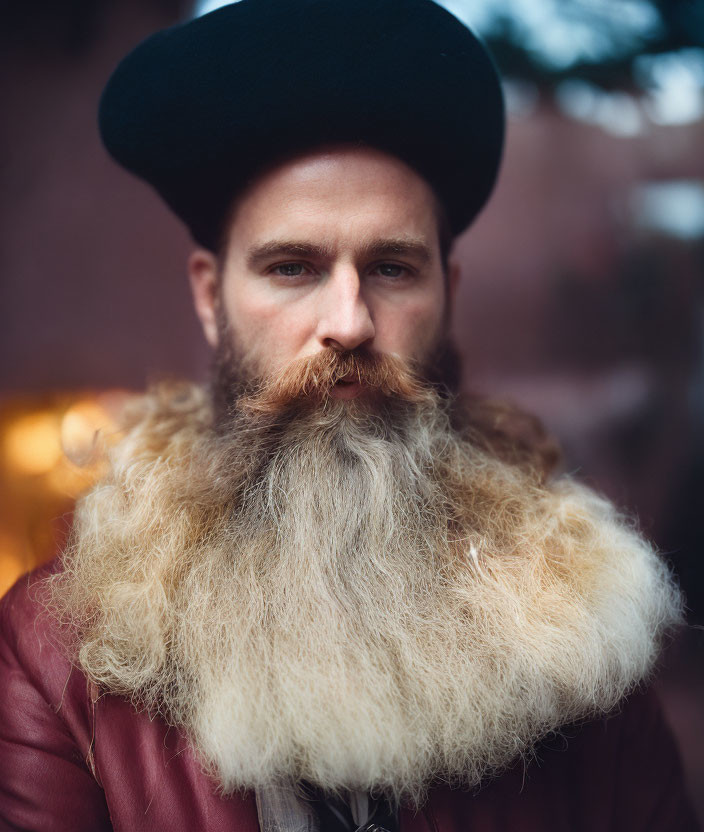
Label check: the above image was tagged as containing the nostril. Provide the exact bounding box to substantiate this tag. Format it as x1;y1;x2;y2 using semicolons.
323;338;347;352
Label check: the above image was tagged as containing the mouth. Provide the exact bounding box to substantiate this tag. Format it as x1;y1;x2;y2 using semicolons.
330;374;363;400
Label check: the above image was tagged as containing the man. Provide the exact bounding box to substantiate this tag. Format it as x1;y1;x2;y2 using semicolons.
0;1;698;830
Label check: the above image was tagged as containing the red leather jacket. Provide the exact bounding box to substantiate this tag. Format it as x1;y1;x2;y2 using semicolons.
1;568;699;832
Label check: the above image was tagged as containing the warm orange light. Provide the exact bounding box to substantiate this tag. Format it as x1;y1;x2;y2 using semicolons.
3;411;63;475
45;459;97;498
0;532;27;598
61;399;115;466
0;390;132;591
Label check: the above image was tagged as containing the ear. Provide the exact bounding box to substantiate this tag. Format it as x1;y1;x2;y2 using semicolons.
188;249;220;348
447;259;461;304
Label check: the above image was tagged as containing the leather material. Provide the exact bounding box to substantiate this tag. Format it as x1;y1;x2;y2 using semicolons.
1;565;699;832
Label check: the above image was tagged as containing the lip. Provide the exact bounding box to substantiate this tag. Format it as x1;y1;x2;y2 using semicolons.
330;376;363;400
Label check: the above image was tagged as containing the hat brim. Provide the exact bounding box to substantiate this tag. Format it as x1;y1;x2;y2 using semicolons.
99;0;505;248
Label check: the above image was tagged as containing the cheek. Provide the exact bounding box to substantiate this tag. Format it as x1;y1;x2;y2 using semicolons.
224;288;277;336
376;293;446;358
221;282;313;365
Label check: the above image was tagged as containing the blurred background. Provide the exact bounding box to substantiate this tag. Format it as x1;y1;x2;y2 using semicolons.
1;0;703;819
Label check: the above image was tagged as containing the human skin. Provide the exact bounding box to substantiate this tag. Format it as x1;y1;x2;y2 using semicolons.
188;146;459;399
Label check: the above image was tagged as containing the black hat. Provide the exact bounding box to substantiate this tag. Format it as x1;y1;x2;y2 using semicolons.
99;0;505;249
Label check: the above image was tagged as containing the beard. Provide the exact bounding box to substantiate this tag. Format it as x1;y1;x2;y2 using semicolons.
208;301;463;427
49;342;683;807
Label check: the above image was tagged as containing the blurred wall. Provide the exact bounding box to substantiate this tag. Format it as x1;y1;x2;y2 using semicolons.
1;0;200;393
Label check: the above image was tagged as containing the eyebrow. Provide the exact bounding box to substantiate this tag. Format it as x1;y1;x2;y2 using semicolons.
245;237;433;269
246;241;332;269
364;238;432;264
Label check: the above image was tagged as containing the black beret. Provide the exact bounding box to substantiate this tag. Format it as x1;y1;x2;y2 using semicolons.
99;0;505;249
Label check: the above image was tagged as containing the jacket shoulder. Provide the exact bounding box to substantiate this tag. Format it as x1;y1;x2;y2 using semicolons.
0;561;112;830
0;560;81;709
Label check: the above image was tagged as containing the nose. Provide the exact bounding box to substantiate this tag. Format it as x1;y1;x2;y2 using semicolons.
315;264;375;351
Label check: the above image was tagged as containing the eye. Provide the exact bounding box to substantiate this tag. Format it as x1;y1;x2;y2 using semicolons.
373;263;412;280
266;262;317;285
273;263;306;277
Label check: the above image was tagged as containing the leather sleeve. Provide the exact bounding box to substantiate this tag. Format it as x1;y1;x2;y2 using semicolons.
0;573;113;832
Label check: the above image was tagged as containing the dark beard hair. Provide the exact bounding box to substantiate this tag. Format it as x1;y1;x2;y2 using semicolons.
209;310;560;480
210;308;462;432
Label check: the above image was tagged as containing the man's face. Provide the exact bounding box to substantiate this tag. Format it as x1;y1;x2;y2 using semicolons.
189;146;455;398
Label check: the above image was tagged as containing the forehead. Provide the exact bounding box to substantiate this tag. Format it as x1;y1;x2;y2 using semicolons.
223;146;442;253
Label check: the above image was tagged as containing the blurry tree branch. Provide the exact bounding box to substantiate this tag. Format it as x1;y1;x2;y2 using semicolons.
479;0;704;92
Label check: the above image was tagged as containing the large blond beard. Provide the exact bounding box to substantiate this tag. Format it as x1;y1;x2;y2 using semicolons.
48;348;682;807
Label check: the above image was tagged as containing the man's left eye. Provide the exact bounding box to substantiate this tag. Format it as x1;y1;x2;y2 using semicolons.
375;263;407;278
274;263;306;277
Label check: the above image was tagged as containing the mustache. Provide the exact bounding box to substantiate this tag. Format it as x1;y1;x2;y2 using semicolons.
236;348;437;416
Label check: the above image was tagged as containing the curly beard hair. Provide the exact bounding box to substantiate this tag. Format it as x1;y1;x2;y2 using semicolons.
48;345;682;807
